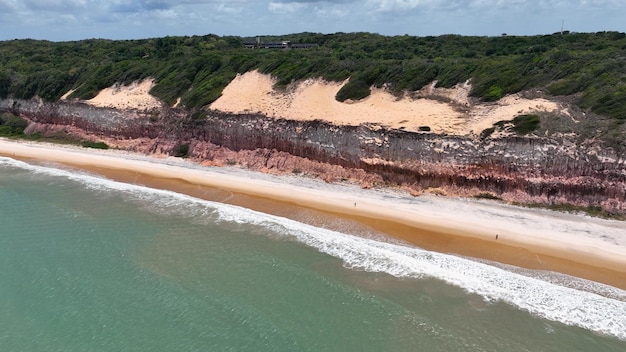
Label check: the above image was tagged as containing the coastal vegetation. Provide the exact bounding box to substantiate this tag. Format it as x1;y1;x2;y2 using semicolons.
481;113;542;138
81;141;110;149
511;114;541;135
0;112;93;145
1;32;624;219
514;202;626;221
473;192;503;201
0;31;625;124
174;143;190;158
0;112;27;136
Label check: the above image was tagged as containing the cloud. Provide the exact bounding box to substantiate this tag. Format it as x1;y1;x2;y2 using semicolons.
0;0;623;41
268;2;309;13
214;2;244;15
21;0;87;12
272;0;354;3
268;0;357;16
0;1;17;12
109;0;205;13
313;4;350;17
367;0;626;13
367;0;441;12
3;0;248;15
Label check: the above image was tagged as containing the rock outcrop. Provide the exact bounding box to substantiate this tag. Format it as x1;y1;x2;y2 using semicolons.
2;97;625;215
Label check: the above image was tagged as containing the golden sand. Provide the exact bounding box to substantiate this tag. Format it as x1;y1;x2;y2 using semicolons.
1;139;625;290
210;70;561;135
83;79;161;110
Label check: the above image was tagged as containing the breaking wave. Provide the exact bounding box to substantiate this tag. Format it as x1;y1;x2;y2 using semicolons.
3;156;625;341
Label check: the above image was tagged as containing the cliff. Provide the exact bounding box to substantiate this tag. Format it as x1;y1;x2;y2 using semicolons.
2;33;626;217
2;95;625;216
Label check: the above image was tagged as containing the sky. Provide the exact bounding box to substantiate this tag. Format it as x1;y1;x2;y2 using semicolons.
0;0;624;41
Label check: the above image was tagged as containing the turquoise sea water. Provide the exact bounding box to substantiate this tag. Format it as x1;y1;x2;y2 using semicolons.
1;156;625;351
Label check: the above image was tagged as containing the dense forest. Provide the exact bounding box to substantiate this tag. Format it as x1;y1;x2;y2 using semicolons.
1;31;625;121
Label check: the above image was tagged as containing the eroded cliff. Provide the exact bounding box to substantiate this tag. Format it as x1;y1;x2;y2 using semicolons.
2;96;624;215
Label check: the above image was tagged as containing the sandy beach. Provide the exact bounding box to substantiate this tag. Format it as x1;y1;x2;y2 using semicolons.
1;138;625;289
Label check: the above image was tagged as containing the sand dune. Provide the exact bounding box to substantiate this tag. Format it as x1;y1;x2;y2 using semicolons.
83;79;161;110
210;70;562;135
61;71;563;136
210;71;464;133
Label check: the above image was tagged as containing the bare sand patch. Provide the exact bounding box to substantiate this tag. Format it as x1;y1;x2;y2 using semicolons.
211;71;466;133
467;94;560;135
84;79;161;110
60;89;75;100
211;70;563;136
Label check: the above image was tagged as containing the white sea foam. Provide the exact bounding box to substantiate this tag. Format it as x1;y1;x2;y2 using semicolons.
217;205;626;340
2;156;626;341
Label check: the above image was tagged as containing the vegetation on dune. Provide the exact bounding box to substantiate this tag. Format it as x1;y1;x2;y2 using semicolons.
511;114;541;135
480;127;496;140
0;31;625;124
480;114;542;138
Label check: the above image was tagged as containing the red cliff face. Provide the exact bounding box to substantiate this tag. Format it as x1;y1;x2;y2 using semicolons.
3;98;625;215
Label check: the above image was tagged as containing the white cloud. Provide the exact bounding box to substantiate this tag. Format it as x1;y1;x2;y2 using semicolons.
313;4;349;17
268;2;308;13
21;0;88;11
0;0;622;41
367;0;445;12
365;0;584;13
0;0;19;11
215;3;244;14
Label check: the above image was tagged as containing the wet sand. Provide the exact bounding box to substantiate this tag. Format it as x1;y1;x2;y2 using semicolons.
1;139;625;290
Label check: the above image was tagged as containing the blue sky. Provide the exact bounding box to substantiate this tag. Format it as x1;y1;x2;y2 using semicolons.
0;0;624;41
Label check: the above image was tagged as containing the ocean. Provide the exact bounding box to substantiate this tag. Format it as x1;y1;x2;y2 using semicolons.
1;156;625;351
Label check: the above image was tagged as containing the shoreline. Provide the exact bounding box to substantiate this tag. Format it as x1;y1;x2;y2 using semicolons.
2;138;626;290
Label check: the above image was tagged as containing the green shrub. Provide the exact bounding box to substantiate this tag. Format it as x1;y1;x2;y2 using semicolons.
0;113;28;136
547;77;589;96
480;127;495;139
174;143;189;158
473;192;502;200
483;85;503;101
23;132;42;140
518;202;624;220
335;79;371;102
418;126;431;132
0;71;10;98
2;31;626;126
190;111;207;120
512;114;540;134
81;141;109;149
0;125;13;136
